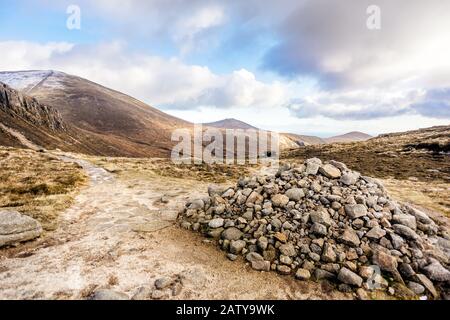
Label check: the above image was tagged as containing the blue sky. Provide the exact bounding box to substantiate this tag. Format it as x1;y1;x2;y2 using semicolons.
0;0;449;136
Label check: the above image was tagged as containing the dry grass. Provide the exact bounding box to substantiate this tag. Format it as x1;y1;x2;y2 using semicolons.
283;142;449;183
0;147;87;230
283;126;450;217
82;156;254;183
382;178;450;217
283;126;450;183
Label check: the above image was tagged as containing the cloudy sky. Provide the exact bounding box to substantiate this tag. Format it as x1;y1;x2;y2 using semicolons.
0;0;449;136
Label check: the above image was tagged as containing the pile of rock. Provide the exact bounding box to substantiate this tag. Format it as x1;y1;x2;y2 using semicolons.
0;210;42;247
178;158;450;299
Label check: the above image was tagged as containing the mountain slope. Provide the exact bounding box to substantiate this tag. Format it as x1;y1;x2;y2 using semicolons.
325;131;372;143
280;131;373;148
203;118;304;152
283;125;449;182
280;133;327;146
0;70;192;157
203;118;258;130
0;82;126;154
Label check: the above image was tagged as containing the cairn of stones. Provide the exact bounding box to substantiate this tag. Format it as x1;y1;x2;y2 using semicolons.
178;158;450;299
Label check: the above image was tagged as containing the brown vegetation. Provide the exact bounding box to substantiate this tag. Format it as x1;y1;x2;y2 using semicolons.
283;125;450;183
81;156;254;183
0;147;86;230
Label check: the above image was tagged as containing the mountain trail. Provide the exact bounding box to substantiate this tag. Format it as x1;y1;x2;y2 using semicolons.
0;123;40;151
0;153;348;300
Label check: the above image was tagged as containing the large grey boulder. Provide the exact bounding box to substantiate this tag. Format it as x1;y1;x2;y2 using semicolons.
319;164;341;179
208;218;224;229
423;259;450;282
221;227;243;240
345;204;367;219
251;260;270;271
392;214;417;230
305;159;321;175
393;224;420;241
0;210;43;247
329;160;348;171
339;228;360;247
188;199;205;210
415;274;438;298
310;208;332;227
246;252;264;262
340;172;359;186
208;185;225;197
407;206;434;225
338;267;363;287
285;188;305;201
271;194;289;207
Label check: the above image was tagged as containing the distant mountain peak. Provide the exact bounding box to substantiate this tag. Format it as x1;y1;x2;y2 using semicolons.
280;131;373;148
325;131;372;143
346;131;368;135
203;118;258;130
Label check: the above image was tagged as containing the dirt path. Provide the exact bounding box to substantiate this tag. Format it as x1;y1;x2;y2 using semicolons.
0;123;40;151
0;154;348;300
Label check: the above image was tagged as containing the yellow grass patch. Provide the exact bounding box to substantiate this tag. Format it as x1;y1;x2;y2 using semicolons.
382;178;450;217
79;155;254;183
0;147;87;230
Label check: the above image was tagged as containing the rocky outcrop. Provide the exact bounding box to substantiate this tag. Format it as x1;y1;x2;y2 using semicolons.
178;158;450;299
0;210;43;247
0;82;65;131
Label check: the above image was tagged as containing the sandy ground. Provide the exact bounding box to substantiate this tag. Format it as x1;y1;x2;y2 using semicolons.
0;154;349;300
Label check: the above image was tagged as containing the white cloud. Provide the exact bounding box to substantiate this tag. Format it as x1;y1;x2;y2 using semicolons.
66;0;228;55
173;5;225;54
288;87;427;120
0;41;74;71
181;69;290;109
264;0;450;90
0;40;291;111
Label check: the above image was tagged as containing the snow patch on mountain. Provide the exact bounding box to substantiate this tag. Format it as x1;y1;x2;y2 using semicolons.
0;70;65;92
